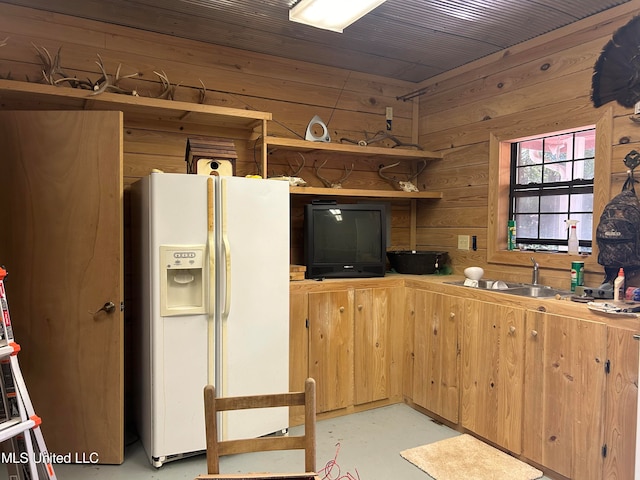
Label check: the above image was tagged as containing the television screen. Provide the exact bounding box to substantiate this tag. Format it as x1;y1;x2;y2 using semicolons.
304;203;386;279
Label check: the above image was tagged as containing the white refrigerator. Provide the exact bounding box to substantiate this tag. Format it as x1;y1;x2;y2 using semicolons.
132;172;290;468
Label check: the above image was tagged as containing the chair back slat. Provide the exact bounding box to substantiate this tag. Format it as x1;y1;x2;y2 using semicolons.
202;378;317;477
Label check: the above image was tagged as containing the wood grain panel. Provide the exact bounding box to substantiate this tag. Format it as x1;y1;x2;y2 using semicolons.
289;291;309;426
308;290;354;413
461;299;525;453
354;288;389;405
0;110;124;464
523;311;606;480
603;326;638;480
412;290;460;423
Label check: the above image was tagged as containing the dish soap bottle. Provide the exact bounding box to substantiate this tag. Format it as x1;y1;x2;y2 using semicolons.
614;268;625;301
566;219;579;255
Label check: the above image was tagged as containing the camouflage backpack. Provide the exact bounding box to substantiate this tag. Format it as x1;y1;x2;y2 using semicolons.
596;151;640;280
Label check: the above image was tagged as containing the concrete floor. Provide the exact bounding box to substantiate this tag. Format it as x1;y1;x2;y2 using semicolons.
1;403;552;479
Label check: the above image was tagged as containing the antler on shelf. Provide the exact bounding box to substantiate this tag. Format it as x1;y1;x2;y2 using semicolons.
314;159;353;188
198;79;207;104
90;54;139;96
378;160;426;192
153;70;181;100
33;44;70;86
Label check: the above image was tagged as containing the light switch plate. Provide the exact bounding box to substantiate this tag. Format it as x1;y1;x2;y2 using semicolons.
458;235;470;250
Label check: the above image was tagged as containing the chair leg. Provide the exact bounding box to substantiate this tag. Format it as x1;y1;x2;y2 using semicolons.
304;378;316;473
204;385;220;474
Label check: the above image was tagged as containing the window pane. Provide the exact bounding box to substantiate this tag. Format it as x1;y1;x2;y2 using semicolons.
540;195;568;212
518;139;543;166
543;163;571;182
540;214;566;239
515;196;539;213
574;214;593;241
570;193;593;213
574;130;596;160
517;165;541;184
574;158;594;180
515;214;538;238
544;134;572;163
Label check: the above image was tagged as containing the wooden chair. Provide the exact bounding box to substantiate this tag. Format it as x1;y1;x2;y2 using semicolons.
196;378;318;480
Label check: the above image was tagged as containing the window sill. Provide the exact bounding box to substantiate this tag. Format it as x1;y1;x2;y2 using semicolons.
488;249;595;273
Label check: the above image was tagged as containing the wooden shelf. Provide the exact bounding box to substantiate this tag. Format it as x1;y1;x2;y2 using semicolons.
264;136;441;160
0;79;271;128
0;79;273;173
290;186;443;199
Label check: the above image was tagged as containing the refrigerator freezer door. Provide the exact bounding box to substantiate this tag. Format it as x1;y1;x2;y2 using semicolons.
216;176;290;440
143;173;212;464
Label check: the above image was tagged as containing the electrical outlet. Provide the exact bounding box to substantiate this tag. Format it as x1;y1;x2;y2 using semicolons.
458;235;470;250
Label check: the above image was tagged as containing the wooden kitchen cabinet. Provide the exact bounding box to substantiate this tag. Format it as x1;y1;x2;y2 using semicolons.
603;325;638;480
461;298;526;454
301;284;402;414
354;288;390;405
289;290;309;425
308;289;355;413
353;287;403;405
523;311;607;480
410;289;460;423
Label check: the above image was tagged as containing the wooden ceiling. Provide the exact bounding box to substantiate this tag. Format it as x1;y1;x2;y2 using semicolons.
1;0;633;83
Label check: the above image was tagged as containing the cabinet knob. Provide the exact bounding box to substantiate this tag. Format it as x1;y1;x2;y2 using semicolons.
357;304;363;311
449;312;455;319
531;330;538;337
509;325;516;334
339;306;345;313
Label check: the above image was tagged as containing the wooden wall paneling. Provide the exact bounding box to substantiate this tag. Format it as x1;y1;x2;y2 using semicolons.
416;206;488;228
411;1;640;104
421;98;599;152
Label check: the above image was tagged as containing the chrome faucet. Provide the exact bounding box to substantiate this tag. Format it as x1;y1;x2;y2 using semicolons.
531;257;539;285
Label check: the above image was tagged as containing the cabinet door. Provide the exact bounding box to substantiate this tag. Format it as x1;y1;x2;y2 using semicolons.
308;290;354;413
523;311;606;480
289;291;309;425
603;326;638;480
461;299;525;453
0;111;124;464
412;290;460;423
354;287;401;405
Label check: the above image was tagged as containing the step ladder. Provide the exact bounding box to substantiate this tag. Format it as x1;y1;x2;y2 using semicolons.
0;267;56;480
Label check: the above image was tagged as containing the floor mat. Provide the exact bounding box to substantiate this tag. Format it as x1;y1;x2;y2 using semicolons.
400;434;543;480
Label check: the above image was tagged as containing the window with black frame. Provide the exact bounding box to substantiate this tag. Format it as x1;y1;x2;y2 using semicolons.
509;128;595;253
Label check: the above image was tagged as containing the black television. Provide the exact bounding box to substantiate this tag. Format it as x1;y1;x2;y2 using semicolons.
304;202;387;279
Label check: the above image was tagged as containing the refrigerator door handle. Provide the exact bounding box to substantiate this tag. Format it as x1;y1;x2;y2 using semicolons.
221;178;232;321
207;177;216;384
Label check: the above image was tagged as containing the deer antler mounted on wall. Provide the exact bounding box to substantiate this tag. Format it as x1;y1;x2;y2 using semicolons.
378;160;426;192
314;159;353;188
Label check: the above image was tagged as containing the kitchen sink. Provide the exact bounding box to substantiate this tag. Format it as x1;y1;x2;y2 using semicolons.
446;280;568;298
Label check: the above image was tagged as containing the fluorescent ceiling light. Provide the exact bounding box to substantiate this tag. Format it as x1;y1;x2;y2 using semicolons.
289;0;387;33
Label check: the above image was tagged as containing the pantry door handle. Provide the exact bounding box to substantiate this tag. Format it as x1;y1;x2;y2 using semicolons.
91;301;116;317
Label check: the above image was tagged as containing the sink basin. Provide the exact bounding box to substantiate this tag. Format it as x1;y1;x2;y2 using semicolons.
505;285;561;298
445;280;567;298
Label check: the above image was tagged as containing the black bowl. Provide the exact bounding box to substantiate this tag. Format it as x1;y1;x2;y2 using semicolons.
387;250;449;274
